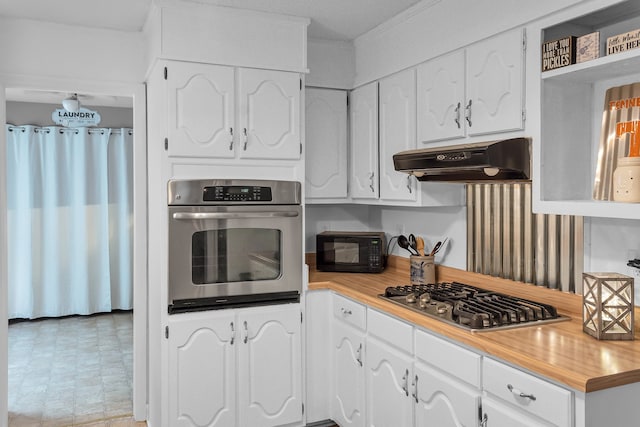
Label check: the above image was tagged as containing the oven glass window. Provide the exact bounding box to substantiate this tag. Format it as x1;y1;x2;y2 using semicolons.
324;241;360;264
192;228;281;284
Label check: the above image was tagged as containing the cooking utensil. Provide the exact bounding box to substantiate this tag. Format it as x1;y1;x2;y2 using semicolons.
408;234;417;252
415;237;425;256
429;237;448;256
398;235;419;256
429;241;442;256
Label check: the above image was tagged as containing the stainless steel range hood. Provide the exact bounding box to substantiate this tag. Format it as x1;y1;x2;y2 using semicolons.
393;137;531;182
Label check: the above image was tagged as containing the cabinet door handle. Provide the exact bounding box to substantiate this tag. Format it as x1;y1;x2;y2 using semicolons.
465;99;472;127
356;343;363;367
406;175;412;194
243;128;248;151
411;374;419;403
341;307;352;316
480;413;488;427
507;384;537;401
454;102;461;129
229;127;234;150
230;321;235;345
243;320;248;344
369;172;375;193
401;369;409;396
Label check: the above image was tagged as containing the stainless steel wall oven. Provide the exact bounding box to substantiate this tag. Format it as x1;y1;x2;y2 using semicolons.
167;179;302;313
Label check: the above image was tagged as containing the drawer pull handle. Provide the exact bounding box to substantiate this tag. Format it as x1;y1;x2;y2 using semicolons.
401;369;409;396
411;374;419;403
341;308;352;316
507;384;537;401
356;343;363;367
230;322;235;345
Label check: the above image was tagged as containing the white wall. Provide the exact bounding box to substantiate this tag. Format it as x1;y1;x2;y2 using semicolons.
305;204;467;270
586;218;640;303
307;39;355;89
0;16;145;83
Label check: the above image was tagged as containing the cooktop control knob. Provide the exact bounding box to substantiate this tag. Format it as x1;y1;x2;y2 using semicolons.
406;293;417;304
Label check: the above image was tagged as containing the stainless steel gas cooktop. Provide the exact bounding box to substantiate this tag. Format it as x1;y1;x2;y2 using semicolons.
379;282;570;332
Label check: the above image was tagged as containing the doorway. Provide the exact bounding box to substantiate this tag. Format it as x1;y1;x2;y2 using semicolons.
0;79;147;425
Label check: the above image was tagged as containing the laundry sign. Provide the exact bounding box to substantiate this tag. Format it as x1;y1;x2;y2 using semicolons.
52;107;101;127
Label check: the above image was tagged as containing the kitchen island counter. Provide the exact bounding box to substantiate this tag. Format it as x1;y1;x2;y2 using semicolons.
307;255;640;393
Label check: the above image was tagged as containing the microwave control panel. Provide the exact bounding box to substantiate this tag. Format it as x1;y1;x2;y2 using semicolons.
203;185;273;202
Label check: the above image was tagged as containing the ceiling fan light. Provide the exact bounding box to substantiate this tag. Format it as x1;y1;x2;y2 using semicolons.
62;94;80;112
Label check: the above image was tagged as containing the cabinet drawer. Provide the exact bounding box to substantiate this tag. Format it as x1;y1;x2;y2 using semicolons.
414;328;481;388
333;293;366;330
367;308;413;351
483;358;572;427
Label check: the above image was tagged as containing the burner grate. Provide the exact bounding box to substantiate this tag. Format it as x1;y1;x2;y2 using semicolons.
380;282;568;331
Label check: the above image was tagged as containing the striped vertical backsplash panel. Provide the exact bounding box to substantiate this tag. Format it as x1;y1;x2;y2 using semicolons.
466;183;584;293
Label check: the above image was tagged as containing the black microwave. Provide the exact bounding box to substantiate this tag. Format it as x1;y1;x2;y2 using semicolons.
316;231;386;273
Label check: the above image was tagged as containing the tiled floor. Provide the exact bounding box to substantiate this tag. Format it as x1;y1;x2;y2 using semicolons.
8;311;142;427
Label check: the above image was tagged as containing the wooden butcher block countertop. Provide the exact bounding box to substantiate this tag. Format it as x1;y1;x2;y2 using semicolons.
307;255;640;393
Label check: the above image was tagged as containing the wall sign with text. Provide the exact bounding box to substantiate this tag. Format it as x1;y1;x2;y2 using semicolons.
52;107;102;127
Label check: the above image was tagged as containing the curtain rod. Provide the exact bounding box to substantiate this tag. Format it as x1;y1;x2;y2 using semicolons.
7;126;133;136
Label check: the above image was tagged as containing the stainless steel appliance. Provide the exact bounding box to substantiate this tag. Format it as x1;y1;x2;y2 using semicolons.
316;231;386;273
392;138;531;182
379;282;569;331
167;179;302;313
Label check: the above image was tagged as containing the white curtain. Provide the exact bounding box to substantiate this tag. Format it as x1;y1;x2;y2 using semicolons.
6;125;133;319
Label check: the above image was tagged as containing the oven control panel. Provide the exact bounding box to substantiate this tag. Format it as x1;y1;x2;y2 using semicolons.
203;185;273;202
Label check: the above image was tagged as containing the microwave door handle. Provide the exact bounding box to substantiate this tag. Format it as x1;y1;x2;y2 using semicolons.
172;211;300;220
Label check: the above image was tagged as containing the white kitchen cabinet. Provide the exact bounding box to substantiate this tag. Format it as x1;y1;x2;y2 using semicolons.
379;69;418;202
365;336;414;427
532;0;640;219
167;304;302;427
349;81;379;199
417;50;466;143
466;28;525;136
417;28;525;143
163;60;301;161
350;72;465;206
414;362;481;427
168;310;236;427
331;294;366;427
237;304;303;427
483;357;572;427
332;321;365;427
305;88;349;201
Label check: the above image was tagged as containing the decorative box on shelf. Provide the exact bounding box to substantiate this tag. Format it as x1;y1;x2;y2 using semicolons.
576;31;600;63
583;272;634;340
607;29;640;56
541;36;576;71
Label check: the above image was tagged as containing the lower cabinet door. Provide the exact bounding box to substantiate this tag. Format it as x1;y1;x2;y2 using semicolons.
481;397;553;427
237;304;303;427
332;321;365;427
414;362;480;427
365;337;413;427
168;311;236;427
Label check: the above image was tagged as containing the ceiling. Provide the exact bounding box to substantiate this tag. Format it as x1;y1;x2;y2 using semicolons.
1;0;424;107
0;0;424;41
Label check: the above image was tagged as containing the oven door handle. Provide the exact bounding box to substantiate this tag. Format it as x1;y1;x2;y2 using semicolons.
172;211;300;220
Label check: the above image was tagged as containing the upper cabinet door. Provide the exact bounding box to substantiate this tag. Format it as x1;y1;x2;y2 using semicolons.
167;61;235;158
349;82;379;199
305;88;348;199
237;68;301;160
417;50;466;144
379;69;417;201
466;28;525;136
